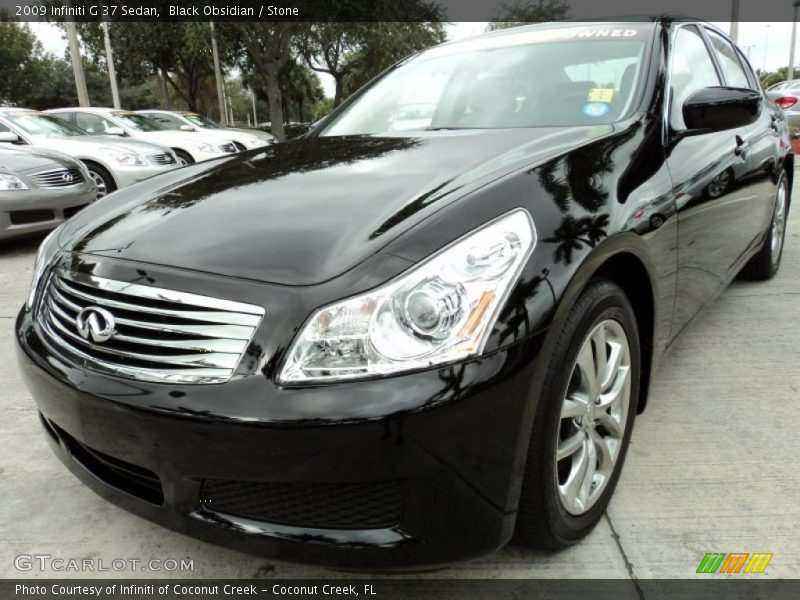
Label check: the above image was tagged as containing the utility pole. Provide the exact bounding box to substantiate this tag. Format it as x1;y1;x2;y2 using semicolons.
789;1;800;81
101;22;121;109
65;21;89;107
729;0;740;43
210;22;228;126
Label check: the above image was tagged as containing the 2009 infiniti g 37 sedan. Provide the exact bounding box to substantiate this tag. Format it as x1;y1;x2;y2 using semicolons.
15;18;791;569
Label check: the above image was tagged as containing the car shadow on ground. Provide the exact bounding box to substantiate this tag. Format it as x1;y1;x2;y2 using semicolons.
0;233;47;257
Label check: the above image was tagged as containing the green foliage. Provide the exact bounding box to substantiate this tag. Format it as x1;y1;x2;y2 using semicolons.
0;22;46;105
299;20;445;106
489;0;569;30
759;66;793;89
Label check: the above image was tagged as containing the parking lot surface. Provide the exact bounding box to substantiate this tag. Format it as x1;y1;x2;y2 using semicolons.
1;180;798;580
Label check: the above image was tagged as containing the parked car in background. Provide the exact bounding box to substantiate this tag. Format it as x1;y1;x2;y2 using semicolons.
16;19;791;570
767;83;800;128
0;108;180;198
47;108;239;165
766;79;800;91
135;110;275;150
0;145;96;240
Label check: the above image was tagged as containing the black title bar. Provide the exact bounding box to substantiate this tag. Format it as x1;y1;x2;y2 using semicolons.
1;0;799;22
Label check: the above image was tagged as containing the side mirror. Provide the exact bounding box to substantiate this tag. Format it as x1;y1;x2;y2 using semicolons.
106;126;126;136
0;131;21;143
682;86;762;133
179;124;194;132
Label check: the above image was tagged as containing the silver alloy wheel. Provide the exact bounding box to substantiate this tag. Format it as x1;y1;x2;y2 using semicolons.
707;170;730;198
89;171;107;199
176;156;189;166
771;179;787;264
556;319;632;515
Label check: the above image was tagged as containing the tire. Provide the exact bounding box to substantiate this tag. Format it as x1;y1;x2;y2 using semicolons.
83;162;116;199
706;168;732;199
740;170;789;280
516;278;640;550
173;149;195;166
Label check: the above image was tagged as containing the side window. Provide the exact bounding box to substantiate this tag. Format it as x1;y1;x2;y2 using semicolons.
706;30;752;89
75;113;116;135
670;26;721;130
49;112;75;126
151;114;183;129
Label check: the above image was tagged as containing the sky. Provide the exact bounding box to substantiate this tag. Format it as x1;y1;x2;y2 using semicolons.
25;21;800;99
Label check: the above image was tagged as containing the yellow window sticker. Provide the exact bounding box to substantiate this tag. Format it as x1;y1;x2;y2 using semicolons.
588;88;615;102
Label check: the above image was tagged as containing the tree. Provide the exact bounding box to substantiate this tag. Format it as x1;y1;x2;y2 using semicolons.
342;22;446;94
489;0;569;30
234;22;298;140
299;21;445;106
0;22;47;105
74;22;224;112
280;61;324;122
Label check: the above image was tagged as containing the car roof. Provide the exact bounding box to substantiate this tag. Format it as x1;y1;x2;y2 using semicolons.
49;107;117;113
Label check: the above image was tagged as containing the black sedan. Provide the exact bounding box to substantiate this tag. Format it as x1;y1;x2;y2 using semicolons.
15;18;791;569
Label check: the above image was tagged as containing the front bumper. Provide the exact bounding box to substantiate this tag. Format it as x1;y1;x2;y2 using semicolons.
16;306;547;570
0;186;96;240
189;147;238;163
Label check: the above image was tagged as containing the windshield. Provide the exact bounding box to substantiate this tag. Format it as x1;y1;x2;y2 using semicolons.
3;112;87;137
183;113;222;129
321;24;650;136
112;112;165;132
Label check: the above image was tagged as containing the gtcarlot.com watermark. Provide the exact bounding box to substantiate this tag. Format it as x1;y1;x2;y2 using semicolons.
14;553;194;573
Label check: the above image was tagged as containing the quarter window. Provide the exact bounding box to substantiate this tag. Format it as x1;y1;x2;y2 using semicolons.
706;30;752;89
669;26;721;130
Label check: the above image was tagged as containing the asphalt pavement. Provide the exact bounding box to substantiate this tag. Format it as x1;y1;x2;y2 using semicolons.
0;179;798;580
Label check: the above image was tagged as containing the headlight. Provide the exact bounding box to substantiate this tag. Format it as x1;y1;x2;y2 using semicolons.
0;174;28;191
101;146;146;167
192;141;215;153
279;209;536;384
26;224;63;311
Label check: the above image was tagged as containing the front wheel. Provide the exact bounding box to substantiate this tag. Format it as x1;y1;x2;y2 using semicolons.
83;162;116;199
741;171;789;280
516;278;640;550
173;149;195;166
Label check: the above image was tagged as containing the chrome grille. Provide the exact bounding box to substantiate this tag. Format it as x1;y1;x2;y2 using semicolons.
147;152;177;166
31;167;84;188
36;270;264;384
219;142;237;154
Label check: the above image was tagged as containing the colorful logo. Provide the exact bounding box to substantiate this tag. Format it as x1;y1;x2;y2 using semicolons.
696;552;773;574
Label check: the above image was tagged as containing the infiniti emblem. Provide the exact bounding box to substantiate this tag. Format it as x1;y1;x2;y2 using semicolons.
76;306;116;343
62;172;75;183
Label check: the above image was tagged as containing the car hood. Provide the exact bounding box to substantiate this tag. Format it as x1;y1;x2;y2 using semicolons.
133;130;226;147
0;145;75;173
28;135;171;157
61;127;613;285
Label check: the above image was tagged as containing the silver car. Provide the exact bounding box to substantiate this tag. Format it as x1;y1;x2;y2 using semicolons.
47;108;239;164
0;145;96;240
766;86;800;129
0;108;179;198
136;110;275;150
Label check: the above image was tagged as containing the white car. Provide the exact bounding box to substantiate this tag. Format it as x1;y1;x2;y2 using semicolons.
136;110;275;150
0;108;179;198
46;108;239;165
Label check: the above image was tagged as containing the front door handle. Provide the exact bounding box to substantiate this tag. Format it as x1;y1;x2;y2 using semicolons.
734;135;749;158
